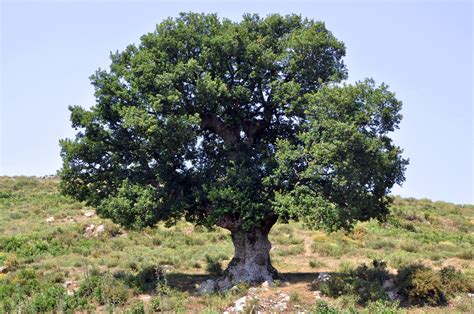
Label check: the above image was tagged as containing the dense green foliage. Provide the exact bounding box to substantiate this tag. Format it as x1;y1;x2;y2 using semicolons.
60;13;407;232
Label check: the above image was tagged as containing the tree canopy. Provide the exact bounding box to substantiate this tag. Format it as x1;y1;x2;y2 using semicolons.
60;12;407;234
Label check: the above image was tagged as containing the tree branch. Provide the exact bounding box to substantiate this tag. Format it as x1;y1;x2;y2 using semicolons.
199;113;239;145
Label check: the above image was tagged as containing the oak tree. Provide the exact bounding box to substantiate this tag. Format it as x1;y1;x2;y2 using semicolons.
60;13;408;290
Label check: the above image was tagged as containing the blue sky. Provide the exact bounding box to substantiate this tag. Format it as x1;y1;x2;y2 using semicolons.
1;0;472;204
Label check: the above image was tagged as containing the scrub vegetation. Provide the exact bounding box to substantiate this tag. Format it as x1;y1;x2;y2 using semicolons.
1;176;472;312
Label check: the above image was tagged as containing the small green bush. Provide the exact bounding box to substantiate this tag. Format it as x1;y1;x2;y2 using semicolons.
312;300;341;314
31;285;65;312
365;300;400;314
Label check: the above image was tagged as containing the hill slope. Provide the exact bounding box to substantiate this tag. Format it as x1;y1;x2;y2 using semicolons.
0;176;473;312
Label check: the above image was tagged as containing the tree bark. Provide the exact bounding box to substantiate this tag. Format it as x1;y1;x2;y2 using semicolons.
213;214;279;290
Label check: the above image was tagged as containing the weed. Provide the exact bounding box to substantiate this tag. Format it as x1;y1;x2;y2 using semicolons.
456;249;473;260
313;300;341;313
365;300;400;314
243;296;259;314
289;291;301;303
275;244;305;256
399;241;419;253
309;259;326;268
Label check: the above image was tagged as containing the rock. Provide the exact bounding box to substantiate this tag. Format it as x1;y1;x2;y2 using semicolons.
197;279;216;294
261;280;270;288
317;272;332;282
387;291;398;301
95;224;106;234
278;292;289;300
85;224;96;236
382;279;395;290
248;287;258;295
45;216;55;223
229;285;239;292
63;280;73;288
275;301;287;311
233;296;248;312
313;290;322;299
382;279;398;301
138;294;152;303
0;266;8;273
84;211;95;218
63;280;79;296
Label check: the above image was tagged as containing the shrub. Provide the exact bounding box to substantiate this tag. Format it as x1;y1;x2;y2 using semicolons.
312;242;348;257
149;292;186;312
135;266;165;292
128;301;145;314
351;225;368;241
275;244;305;256
400;222;416;232
309;259;326;269
313;300;341;314
400;241;419;253
317;260;390;304
456;249;473;260
367;238;396;250
77;271;129;305
396;264;447;306
365;300;400;314
31;285;65;312
439;266;473;296
289;291;301;303
4;254;19;270
243;296;259;314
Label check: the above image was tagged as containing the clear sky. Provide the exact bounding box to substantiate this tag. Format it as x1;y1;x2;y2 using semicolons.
1;0;472;204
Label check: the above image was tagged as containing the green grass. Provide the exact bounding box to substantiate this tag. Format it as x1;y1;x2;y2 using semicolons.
0;176;473;312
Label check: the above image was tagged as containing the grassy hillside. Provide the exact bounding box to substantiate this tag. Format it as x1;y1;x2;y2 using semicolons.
0;176;473;313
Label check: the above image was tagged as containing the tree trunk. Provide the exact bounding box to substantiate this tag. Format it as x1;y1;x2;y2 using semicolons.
212;214;279;291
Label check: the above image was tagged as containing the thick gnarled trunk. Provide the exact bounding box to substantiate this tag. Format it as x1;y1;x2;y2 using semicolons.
226;227;277;281
210;214;279;291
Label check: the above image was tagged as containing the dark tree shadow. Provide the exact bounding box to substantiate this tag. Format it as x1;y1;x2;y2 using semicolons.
162;271;323;295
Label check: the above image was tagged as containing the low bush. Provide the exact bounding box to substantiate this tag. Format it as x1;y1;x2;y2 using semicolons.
395;264;446;306
312;300;341;314
365;300;400;314
149;285;187;312
317;260;390;305
77;270;129;306
309;259;326;268
275;244;305;256
439;266;473;296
